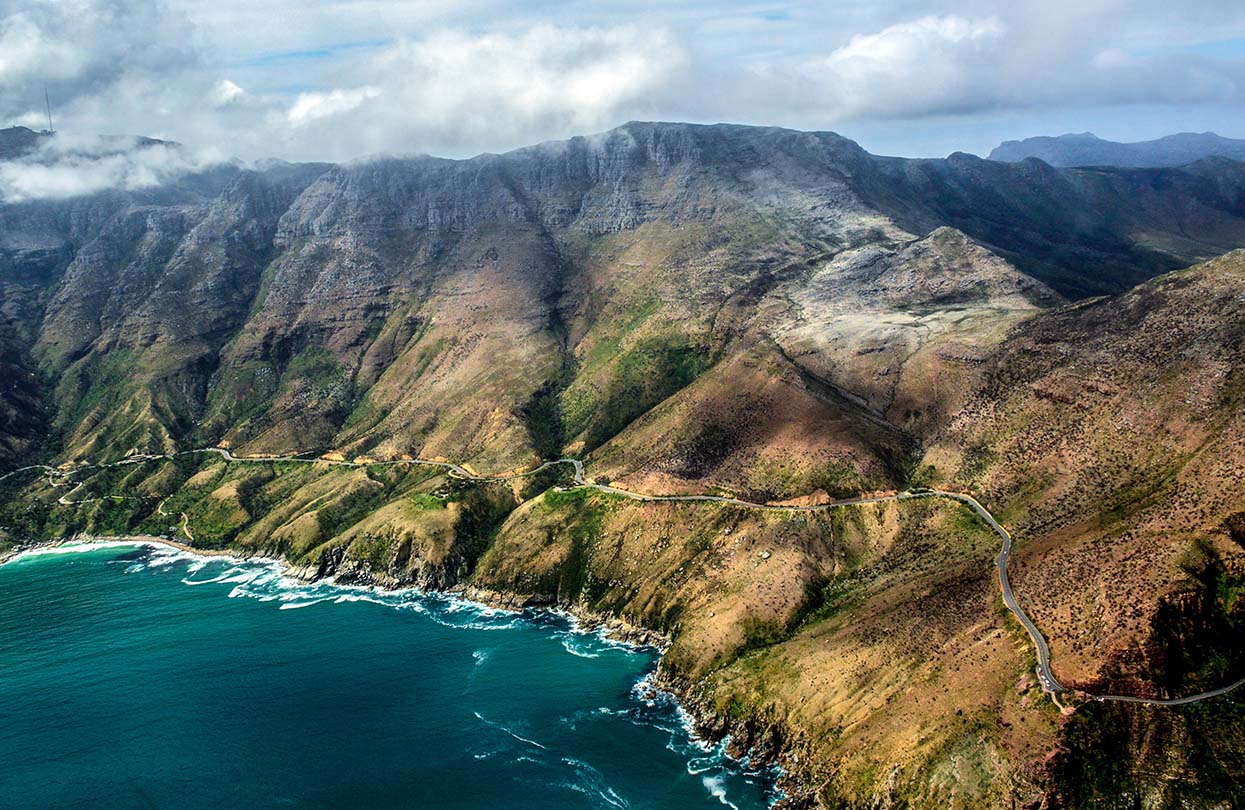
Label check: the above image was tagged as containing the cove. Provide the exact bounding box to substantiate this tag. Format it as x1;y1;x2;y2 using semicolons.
0;542;776;809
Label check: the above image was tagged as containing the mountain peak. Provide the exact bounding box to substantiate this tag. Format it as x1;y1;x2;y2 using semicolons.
0;126;52;161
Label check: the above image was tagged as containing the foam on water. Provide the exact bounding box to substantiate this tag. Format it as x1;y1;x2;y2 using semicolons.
7;539;158;560
561;756;631;809
704;775;740;809
2;540;781;808
473;711;548;750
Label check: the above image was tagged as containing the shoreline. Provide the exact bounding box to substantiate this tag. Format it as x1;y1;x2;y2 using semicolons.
1;533;805;807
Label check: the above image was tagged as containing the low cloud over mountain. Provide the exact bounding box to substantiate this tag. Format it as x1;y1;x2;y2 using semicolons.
4;0;1245;161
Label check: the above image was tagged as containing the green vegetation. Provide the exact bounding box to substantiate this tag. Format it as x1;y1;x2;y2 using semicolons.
515;487;614;603
409;492;445;510
518;463;575;501
807;461;865;499
410;337;453;381
450;481;519;571
316;482;386;539
793;576;864;628
580;295;661;375
958;443;998;483
901;457;940;490
342;396;384;432
51;349;135;433
580;336;709;452
519;368;573;459
281;346;348;396
352;533;394;570
542;487;591;508
750;458;866;501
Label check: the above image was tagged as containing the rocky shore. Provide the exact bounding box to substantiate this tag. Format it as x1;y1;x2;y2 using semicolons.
2;532;815;808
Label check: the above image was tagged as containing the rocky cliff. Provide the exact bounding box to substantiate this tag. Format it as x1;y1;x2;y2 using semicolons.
5;122;1245;477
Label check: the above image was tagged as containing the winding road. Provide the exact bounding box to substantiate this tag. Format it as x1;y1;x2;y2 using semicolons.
6;448;1243;708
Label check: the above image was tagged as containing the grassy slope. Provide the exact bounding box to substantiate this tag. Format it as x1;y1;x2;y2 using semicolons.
0;458;1052;807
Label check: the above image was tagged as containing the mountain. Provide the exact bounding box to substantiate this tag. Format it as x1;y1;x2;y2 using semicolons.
2;121;1245;808
988;131;1245;167
0;126;50;160
4;121;1245;474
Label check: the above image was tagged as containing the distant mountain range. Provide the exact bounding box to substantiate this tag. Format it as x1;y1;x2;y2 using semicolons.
988;131;1245;167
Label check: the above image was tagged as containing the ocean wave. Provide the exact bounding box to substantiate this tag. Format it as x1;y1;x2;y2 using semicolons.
558;635;601;658
703;775;739;809
5;539;155;561
26;541;781;806
277;599;332;610
473;711;547;750
626;670;785;808
560;757;630;809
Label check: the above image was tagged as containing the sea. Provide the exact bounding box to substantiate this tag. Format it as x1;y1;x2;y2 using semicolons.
0;542;778;809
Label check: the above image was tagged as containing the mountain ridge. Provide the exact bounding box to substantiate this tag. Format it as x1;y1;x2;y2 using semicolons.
988;130;1245;167
3;119;1245;808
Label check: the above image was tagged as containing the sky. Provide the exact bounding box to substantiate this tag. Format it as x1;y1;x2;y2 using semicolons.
2;0;1245;165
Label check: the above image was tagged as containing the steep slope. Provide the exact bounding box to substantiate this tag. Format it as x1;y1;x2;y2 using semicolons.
927;250;1245;694
2;252;1245;808
989;131;1245;167
6;122;1245;487
865;151;1245;297
21;164;330;463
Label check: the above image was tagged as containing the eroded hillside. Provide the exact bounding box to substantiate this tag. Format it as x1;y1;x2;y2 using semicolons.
5;123;1245;490
3;123;1245;809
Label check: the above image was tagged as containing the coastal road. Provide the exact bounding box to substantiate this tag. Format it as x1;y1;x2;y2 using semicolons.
9;448;1244;708
923;491;1067;695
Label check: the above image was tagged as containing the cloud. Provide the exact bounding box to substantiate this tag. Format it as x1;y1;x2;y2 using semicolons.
2;0;1245;172
0;0;197;123
740;9;1245;123
798;15;1007;119
287;86;381;126
0;135;220;202
0;0;688;162
210;79;246;107
371;26;685;137
260;24;688;158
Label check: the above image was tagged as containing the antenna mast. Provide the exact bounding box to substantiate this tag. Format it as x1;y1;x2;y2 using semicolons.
44;86;53;133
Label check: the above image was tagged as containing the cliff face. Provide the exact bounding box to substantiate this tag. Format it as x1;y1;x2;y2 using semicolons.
5;122;1245;479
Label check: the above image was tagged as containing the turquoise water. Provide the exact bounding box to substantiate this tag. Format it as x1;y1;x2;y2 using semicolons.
0;543;775;809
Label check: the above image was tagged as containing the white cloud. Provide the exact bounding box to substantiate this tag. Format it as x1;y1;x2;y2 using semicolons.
211;79;246;107
801;15;1007;119
261;24;687;157
0;11;88;83
287;86;380;126
0;136;221;202
738;9;1245;124
0;0;197;120
2;0;1245;170
370;26;685;137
